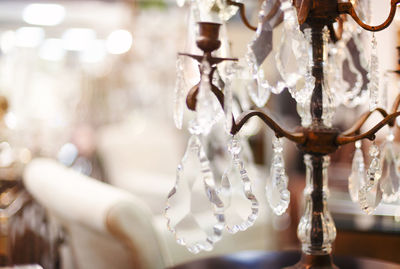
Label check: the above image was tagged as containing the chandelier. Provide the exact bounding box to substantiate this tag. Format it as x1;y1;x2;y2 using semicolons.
164;0;400;267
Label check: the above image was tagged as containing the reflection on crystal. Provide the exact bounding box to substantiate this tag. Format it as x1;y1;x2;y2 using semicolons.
267;137;290;216
220;136;258;233
379;131;400;203
165;135;224;253
173;56;186;129
368;34;379;111
358;143;382;214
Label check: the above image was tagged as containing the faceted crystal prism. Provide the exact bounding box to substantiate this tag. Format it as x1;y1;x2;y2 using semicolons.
173;56;186;129
379;131;400;203
223;62;236;133
267;137;290;215
165;135;225;253
348;141;367;202
276;0;315;105
196;60;224;135
358;143;382;214
220;136;259;234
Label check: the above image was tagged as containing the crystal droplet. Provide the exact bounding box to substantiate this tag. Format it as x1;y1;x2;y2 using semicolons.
368;34;379;111
348;141;367;202
196;60;224;135
267;137;290;215
220;136;258;233
245;47;270;108
174;56;186;129
358;143;382;214
165;135;225;253
380;130;400;203
176;0;186;7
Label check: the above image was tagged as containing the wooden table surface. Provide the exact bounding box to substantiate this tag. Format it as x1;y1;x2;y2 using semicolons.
170;251;400;269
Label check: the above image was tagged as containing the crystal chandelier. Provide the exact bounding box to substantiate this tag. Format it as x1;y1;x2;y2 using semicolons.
165;0;400;267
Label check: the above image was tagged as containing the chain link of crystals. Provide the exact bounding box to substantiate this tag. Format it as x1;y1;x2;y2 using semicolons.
266;137;290;216
368;34;379;111
173;56;186;129
220;136;259;233
165;134;225;253
297;155;336;255
358;142;382;214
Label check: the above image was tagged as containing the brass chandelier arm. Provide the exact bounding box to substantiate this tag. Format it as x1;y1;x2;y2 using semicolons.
336;111;400;145
391;93;400;113
226;0;257;31
338;0;400;32
230;109;306;144
341;107;389;136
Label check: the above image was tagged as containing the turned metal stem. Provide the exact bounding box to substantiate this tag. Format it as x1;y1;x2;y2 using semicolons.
310;25;325;125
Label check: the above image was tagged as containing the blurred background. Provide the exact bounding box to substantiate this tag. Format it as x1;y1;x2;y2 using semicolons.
0;0;400;268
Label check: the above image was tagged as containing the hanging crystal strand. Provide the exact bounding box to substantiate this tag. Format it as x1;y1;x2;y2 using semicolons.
276;0;315;102
358;142;383;214
348;140;367;202
165;130;225;253
368;33;379;111
196;59;224;135
266;136;290;215
321;27;335;128
379;128;400;203
173;56;186;129
220;136;259;233
245;46;271;108
297;155;336;255
223;62;237;133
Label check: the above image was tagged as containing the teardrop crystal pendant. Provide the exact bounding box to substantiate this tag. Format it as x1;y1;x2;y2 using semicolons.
216;0;240;21
348;140;367;202
276;0;315;102
219;136;258;233
267;137;290;215
368;33;379;111
165;135;225;253
173;56;186;129
358;143;383;215
245;47;271;108
379;129;400;203
196;60;224;135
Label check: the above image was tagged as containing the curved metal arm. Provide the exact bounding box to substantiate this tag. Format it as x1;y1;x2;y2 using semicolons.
341;107;389;136
230;110;306;144
227;0;257;31
336;111;400;145
338;0;400;32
